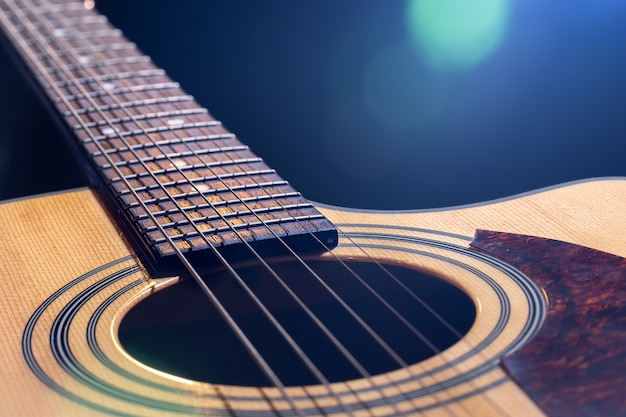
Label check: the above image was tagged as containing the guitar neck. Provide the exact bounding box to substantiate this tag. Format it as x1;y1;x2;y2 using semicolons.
0;0;337;270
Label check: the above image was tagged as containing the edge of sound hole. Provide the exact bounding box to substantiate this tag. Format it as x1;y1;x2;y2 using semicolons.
118;259;476;387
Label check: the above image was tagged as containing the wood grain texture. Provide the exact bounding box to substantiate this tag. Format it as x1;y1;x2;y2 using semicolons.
0;189;140;417
317;178;626;260
3;178;626;416
0;187;550;416
2;1;625;414
470;230;626;417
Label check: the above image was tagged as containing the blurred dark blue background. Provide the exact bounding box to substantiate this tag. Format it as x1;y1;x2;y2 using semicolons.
1;0;625;209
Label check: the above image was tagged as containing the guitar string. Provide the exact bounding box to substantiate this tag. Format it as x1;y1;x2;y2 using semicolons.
9;1;367;415
11;1;478;414
0;3;306;417
8;2;514;416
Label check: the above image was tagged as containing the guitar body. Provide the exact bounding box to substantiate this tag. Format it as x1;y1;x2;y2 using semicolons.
1;1;625;415
2;178;625;416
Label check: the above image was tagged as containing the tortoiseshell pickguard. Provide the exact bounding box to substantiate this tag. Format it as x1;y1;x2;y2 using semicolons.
471;229;626;417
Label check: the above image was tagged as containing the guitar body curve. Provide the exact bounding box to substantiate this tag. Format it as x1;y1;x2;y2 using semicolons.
2;178;625;416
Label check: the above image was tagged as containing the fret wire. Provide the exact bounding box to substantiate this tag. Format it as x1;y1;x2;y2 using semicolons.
44;55;150;74
131;195;306;222
116;180;291;201
30;37;131;59
116;174;286;203
51;52;145;74
156;144;247;162
75;108;208;130
147;213;327;244
94;140;243;160
10;14;106;30
56;71;166;109
80;121;222;146
34;35;133;58
111;163;273;185
139;204;318;234
25;28;122;45
3;1;85;14
141;209;323;235
150;133;238;147
59;82;181;103
55;68;162;88
21;12;107;24
131;192;304;219
1;1;309;414
13;4;348;414
109;153;260;172
119;185;296;217
55;69;165;88
25;34;121;50
113;171;279;197
65;95;195;116
40;42;137;58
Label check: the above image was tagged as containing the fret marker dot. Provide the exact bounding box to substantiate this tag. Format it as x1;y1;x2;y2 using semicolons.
197;184;210;192
102;82;116;90
172;160;187;168
78;55;91;64
167;118;184;126
102;127;116;135
53;29;65;37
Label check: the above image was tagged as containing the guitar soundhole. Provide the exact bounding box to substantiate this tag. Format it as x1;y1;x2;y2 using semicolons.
119;260;475;387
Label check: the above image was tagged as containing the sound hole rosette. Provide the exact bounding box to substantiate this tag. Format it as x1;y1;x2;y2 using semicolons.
22;227;546;416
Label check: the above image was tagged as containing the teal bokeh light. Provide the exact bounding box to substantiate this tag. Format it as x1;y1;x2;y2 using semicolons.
406;0;510;70
362;43;448;132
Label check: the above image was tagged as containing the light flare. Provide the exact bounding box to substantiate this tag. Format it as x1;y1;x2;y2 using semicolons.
406;0;510;70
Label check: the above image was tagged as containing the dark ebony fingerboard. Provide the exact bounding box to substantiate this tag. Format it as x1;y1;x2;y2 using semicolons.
0;0;337;269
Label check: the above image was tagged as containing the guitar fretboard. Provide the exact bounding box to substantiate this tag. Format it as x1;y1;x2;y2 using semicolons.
0;0;337;268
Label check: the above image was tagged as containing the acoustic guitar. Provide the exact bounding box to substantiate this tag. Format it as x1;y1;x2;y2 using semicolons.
1;1;625;416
